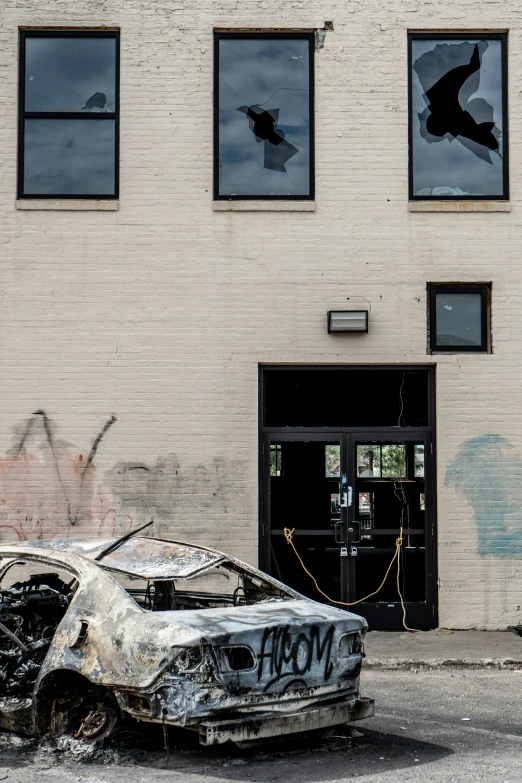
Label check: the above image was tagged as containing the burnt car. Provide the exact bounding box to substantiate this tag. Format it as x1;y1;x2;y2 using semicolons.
0;529;373;746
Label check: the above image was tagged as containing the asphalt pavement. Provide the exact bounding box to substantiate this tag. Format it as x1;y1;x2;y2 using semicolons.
1;667;521;783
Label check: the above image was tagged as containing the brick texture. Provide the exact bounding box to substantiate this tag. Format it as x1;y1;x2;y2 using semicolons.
0;0;521;629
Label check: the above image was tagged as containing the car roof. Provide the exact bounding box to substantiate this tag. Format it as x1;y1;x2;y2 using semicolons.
5;536;225;580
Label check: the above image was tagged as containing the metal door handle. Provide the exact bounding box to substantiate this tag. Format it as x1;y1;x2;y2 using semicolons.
348;521;361;545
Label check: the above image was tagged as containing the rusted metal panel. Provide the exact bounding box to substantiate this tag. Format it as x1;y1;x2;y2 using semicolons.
199;697;375;745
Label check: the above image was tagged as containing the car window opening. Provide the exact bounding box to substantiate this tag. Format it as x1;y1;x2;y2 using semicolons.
110;563;289;611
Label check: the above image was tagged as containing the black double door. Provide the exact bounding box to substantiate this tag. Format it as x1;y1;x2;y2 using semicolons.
263;431;437;630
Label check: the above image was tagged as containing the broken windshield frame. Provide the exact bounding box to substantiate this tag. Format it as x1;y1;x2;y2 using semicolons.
408;32;508;201
213;31;315;200
111;561;293;612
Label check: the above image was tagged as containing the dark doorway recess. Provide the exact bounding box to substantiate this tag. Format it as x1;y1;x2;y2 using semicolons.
259;366;437;631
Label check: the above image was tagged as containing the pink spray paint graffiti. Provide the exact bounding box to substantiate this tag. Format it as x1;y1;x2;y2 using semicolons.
0;411;133;543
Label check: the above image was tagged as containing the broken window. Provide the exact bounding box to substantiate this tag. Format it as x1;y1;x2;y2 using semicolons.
214;32;314;199
409;33;507;199
18;31;119;198
428;283;491;352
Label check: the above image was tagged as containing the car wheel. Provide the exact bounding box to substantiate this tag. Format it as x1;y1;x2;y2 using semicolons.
76;707;119;744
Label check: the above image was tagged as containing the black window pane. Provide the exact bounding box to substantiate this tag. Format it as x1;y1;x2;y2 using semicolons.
435;293;483;347
218;37;311;197
24;119;116;195
411;37;505;197
25;37;116;112
265;370;430;427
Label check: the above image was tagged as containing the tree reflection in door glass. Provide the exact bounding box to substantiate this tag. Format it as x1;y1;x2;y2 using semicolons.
357;444;407;478
381;444;406;478
325;445;340;477
414;444;425;477
357;445;381;477
270;444;282;476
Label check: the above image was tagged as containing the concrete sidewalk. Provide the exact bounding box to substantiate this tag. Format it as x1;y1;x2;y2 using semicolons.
364;629;522;668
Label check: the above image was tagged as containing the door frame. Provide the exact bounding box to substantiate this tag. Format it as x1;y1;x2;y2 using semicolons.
258;364;438;629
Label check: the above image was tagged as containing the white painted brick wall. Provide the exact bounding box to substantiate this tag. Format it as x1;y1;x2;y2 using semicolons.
0;0;521;628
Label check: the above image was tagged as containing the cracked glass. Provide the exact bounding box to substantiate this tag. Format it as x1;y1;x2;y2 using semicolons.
216;35;312;198
410;36;506;198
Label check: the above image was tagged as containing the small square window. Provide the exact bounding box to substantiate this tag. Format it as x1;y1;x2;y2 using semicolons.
428;284;491;353
214;32;314;200
18;31;119;199
409;33;508;200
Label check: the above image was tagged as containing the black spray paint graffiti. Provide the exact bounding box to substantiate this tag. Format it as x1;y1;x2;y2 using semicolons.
15;410;117;526
258;624;335;692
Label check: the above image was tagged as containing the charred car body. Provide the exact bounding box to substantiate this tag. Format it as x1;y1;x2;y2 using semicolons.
0;533;373;745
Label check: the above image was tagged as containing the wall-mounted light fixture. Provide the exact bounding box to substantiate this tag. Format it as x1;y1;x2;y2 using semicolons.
327;310;368;334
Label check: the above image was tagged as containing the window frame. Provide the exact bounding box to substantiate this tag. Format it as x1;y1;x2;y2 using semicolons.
18;28;120;200
428;283;491;354
408;31;509;202
213;31;315;201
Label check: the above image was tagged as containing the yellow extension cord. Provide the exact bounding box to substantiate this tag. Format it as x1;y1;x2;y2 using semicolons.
283;526;420;633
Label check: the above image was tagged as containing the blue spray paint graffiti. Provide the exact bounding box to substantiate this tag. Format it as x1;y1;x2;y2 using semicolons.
445;434;522;557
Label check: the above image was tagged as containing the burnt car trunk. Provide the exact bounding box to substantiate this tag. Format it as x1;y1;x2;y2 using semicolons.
116;600;367;736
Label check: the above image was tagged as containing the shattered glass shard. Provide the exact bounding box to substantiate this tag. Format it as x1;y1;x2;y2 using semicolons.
237;106;283;144
422;44;499;159
82;92;107;111
237;105;299;172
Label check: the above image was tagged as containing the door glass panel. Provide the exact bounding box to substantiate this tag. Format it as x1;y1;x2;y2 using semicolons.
270;443;282;476
269;440;342;603
414;444;425;477
331;492;341;523
359;492;374;541
325;445;340;477
354;440;427;604
357;445;381;477
357;443;407;478
381;444;406;478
